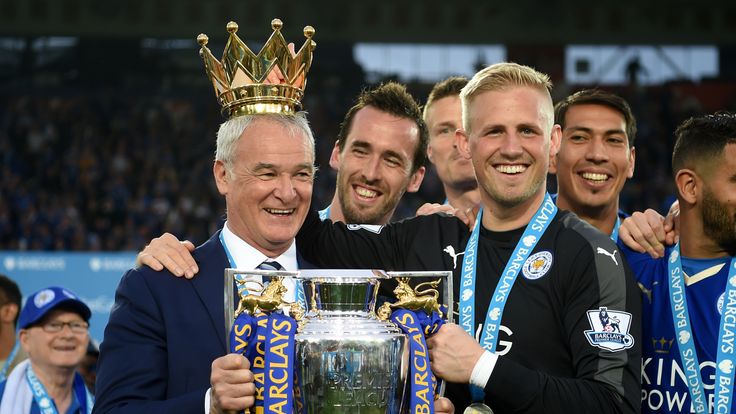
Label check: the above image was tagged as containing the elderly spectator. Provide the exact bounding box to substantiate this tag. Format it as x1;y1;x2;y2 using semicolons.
0;286;93;414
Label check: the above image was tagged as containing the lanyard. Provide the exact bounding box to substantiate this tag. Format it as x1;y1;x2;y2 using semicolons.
668;243;736;413
26;365;58;414
219;232;306;309
26;365;92;414
610;216;621;242
318;205;331;222
0;341;19;381
459;193;557;399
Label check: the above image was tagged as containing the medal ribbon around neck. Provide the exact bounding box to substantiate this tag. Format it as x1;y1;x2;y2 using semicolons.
0;341;19;381
26;364;93;414
668;243;736;414
610;216;621;242
459;193;557;402
318;205;331;222
391;309;444;414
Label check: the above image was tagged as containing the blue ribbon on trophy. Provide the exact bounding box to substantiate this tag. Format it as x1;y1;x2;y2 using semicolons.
229;311;259;355
229;277;300;414
252;315;269;411
391;309;445;414
377;276;447;413
419;308;445;396
229;312;269;412
263;313;297;413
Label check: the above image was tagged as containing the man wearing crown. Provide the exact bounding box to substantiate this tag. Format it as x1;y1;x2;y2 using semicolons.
94;20;454;414
93;19;319;414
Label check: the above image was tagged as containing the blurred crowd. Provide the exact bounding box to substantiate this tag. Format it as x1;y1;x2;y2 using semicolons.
1;94;222;250
0;77;732;251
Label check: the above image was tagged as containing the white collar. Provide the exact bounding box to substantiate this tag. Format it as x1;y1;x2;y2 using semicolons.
221;221;298;271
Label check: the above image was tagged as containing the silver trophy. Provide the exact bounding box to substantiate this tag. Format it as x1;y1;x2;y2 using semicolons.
224;268;453;414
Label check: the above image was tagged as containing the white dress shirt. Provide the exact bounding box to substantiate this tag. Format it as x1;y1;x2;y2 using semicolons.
220;221;299;302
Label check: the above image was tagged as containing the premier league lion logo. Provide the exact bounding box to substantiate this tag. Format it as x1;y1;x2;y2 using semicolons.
598;308;621;333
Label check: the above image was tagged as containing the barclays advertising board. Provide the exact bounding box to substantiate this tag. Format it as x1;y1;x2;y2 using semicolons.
0;251;136;342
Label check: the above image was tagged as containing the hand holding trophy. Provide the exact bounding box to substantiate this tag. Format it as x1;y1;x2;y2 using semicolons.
209;353;256;414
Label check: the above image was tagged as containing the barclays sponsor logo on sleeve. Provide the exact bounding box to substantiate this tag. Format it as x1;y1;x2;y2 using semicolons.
584;306;635;352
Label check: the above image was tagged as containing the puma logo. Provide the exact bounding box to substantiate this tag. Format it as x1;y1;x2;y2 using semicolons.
596;247;618;266
443;245;465;270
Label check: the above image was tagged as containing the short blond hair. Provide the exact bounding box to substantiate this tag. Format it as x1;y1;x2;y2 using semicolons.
460;62;553;133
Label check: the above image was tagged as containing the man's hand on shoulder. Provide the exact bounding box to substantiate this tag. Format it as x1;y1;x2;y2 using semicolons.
618;208;678;259
664;200;680;245
415;203;478;230
136;232;199;278
416;203;456;217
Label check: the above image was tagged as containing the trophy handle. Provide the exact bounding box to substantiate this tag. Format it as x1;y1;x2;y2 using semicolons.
309;280;319;317
376;277;444;320
385;271;454;323
224;269;235;353
224;268;300;351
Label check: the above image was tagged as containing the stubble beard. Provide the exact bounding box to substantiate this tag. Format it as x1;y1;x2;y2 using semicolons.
337;174;397;225
701;186;736;255
481;170;546;209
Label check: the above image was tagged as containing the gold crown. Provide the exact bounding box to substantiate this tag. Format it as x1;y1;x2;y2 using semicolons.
197;19;316;117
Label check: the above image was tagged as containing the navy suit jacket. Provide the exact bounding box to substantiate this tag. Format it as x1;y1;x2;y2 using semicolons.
94;231;312;414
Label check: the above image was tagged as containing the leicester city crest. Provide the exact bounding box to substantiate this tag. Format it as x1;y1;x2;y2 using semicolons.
34;289;55;308
522;251;553;280
584;306;635;352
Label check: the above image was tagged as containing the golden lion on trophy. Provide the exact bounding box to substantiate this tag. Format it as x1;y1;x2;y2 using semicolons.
377;278;443;320
235;277;304;320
